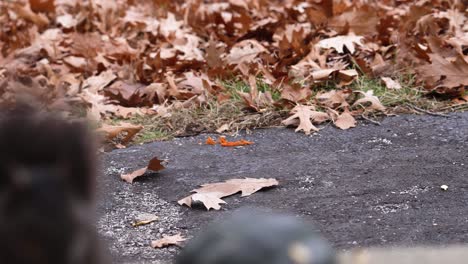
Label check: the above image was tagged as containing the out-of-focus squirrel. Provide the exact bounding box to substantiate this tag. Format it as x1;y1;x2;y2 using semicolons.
175;208;336;264
0;104;108;264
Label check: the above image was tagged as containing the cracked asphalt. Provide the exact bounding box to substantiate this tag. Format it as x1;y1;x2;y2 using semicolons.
96;112;468;263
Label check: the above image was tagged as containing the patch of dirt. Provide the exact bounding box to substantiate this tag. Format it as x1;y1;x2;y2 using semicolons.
97;113;468;263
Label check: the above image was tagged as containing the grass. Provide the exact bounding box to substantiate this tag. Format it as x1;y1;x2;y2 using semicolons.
223;77;281;101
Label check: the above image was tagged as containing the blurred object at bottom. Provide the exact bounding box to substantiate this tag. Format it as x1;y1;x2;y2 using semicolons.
339;245;468;264
175;208;336;264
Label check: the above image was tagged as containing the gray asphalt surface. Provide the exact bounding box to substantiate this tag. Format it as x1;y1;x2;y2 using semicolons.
97;112;468;264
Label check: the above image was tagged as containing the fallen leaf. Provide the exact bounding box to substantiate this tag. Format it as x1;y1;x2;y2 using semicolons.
352;91;386;112
219;136;253;147
416;53;468;92
334;111;357;130
121;157;166;183
151;234;186;248
225;39;268;65
206;137;216;145
97;123;143;144
381;77;402;90
282;105;329;134
56;14;77;28
316;89;351;109
178;178;278;210
316;35;364;54
216;124;230;133
132;213;159;227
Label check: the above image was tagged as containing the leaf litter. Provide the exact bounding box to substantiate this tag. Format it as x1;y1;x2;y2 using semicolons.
0;0;467;140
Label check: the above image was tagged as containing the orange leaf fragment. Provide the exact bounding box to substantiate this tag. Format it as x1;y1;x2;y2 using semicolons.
217;136;253;147
206;137;216;145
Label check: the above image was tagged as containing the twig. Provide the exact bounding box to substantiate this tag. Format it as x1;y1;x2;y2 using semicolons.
360;115;381;125
404;103;450;117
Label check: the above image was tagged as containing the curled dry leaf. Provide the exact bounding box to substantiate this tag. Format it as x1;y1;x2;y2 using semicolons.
352;91;386;112
178;178;278;210
219;136;253;147
282;105;329;134
151;234;186;248
121;157;166;183
97;123;143;144
132;213;159;227
381;77;402;90
216;124;230;133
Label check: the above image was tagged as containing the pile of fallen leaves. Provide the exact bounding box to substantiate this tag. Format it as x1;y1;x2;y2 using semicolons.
0;0;467;137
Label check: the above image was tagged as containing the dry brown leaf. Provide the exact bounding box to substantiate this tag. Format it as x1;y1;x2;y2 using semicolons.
416;53;468;91
82;70;117;93
225;40;268;65
316;90;350;109
97;123;143;144
120;157;166;183
56;14;78;28
132;213;159;227
178;178;278;210
151;234;186;248
381;77;402;90
352;91;386;112
216;124;230;133
334;111;357;130
282;105;329;134
316;35;364;54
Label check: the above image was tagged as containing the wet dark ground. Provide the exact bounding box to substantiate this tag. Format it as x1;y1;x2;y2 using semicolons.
97;112;468;264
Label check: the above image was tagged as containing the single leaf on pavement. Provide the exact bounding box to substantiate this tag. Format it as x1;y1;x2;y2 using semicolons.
282;105;329;134
219;137;253;147
178;178;279;210
121;157;166;183
151;234;186;248
132;213;159;227
206;136;216;145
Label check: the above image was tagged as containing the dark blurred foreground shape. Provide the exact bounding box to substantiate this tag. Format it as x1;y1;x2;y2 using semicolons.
176;209;336;264
0;104;108;264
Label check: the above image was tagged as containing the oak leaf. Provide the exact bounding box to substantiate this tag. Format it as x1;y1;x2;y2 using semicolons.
416;53;468;91
282;105;329;134
151;234;186;248
178;178;278;210
316;35;364;54
225;40;268;65
334;111;357;130
316;89;351;109
121;157;166;183
381;77;402;90
97;123;143;144
352;91;386;112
